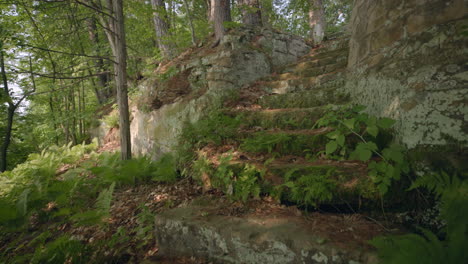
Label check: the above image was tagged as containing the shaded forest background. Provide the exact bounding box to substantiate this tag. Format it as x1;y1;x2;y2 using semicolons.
0;0;351;171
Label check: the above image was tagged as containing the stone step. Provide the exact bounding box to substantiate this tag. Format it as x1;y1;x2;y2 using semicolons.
154;198;380;264
258;86;350;109
295;60;348;78
226;157;378;205
227;107;327;130
305;47;349;61
316;36;350;53
239;130;329;156
260;70;347;95
247;127;334;136
284;56;338;73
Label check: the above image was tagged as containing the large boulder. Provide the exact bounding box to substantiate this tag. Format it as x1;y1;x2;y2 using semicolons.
130;27;310;159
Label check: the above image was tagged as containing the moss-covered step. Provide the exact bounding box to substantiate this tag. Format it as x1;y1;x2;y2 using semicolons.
226;107;326;130
282;56;338;73
239;130;330;156
307;47;349;61
223;157;378;207
296;60;348;78
257;70;347;94
258;87;350;109
265;161;379;205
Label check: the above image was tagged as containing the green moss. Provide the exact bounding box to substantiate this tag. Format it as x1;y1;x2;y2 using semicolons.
240;132;328;156
260;89;349;109
236;107;326;130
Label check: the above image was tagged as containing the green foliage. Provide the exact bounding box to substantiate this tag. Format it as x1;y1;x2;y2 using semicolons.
71;182;116;226
371;173;468;264
181;111;241;148
193;155;263;202
241;132;326;156
279;168;336;207
241;132;291;154
134;205;156;249
234;164;263;202
102;110;119;128
30;235;90;264
315;105;408;194
90;153;178;186
0;140;99;228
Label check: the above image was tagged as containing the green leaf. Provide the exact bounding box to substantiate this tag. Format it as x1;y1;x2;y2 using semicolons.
382;145;404;164
358;149;372;161
350;142;377;161
352;105;366;112
378;183;388;194
336;134;345;147
326;130;340;140
366;125;379;137
325;141;338;155
377;118;396;129
343;118;355;130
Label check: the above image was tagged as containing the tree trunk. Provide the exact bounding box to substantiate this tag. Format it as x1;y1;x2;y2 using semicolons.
183;0;197;45
86;16;112;104
206;0;213;22
0;47;12;172
212;0;231;42
0;107;15;172
239;0;262;27
309;0;326;45
151;0;173;58
112;0;132;160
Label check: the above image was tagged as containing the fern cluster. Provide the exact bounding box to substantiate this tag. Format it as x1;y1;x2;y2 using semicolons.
273;167;337;207
315;104;409;194
371;172;468;264
0;139;182;263
193;155;263;202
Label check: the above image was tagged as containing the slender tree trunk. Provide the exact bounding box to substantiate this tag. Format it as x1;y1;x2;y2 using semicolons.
309;0;326;45
206;0;213;22
86;16;112;104
0;107;15;172
151;0;173;58
81;80;86;138
239;0;262;27
0;47;14;172
0;48;34;171
112;0;132;160
212;0;231;43
183;0;197;45
78;82;83;138
70;87;77;145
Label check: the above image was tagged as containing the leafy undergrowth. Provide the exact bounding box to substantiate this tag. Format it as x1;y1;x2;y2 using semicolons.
0;141;208;263
176;102;468;263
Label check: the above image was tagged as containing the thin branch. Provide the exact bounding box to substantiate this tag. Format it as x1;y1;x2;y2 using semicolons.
74;0;114;19
22;44;116;63
11;69;112;80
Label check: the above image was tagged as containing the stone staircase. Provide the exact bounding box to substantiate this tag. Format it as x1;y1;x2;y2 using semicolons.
153;36;385;264
204;35;381;207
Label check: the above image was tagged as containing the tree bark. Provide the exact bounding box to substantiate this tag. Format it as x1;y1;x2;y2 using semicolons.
183;0;197;45
239;0;262;27
151;0;173;58
86;16;113;104
212;0;231;42
111;0;132;160
309;0;326;45
0;49;34;171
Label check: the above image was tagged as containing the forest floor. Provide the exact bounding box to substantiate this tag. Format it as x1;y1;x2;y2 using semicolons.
0;141;398;263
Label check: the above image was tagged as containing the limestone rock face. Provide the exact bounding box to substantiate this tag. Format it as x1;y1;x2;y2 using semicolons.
130;28;310;159
346;0;468;150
